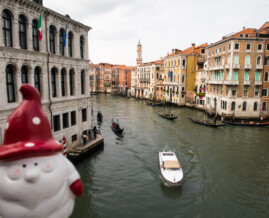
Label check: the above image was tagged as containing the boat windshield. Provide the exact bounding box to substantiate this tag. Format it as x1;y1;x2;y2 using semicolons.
163;153;174;156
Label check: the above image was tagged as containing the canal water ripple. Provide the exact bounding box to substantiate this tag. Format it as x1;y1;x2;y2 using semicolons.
71;94;269;218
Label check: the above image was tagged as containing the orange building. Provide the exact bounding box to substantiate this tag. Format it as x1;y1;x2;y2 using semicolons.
119;66;134;96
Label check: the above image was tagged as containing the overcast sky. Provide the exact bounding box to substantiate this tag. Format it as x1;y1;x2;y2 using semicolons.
45;0;269;66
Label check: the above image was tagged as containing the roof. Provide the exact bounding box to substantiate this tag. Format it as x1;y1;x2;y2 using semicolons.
227;28;257;38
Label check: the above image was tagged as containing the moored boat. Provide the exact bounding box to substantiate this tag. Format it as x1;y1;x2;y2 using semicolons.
223;120;269;126
188;115;225;127
97;111;103;121
159;150;183;186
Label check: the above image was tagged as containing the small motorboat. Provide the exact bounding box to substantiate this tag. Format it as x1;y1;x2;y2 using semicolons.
97;111;103;121
159;150;183;186
158;112;178;120
111;119;124;133
188;115;225;127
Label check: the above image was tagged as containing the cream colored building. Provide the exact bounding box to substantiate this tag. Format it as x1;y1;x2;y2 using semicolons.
0;0;91;146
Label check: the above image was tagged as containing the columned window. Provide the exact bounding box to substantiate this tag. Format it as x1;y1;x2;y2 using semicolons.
69;69;75;96
21;66;28;83
80;36;84;59
49;26;56;54
6;65;16;103
51;68;57;97
34;67;41;93
81;70;85;94
2;10;13;47
61;69;66;96
68;32;73;57
19;15;27;49
32;19;39;51
59;28;64;56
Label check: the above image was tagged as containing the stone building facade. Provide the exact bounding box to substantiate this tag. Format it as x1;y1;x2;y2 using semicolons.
0;0;91;146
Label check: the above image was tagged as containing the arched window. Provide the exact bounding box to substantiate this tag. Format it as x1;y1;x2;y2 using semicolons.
81;70;85;94
80;36;84;59
253;102;258;111
68;32;73;57
61;69;66;96
233;55;239;65
59;28;64;56
257;56;261;65
51;68;57;97
245;55;250;65
49;26;56;54
6;65;16;103
34;67;41;93
2;10;13;47
265;72;268;81
19;15;27;49
231;101;235;111
69;69;75;96
242;102;247;111
32;19;39;51
21;66;28;83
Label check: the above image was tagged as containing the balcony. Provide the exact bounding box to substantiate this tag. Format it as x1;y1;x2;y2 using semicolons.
244;80;251;85
225;64;230;69
255;81;262;85
219;65;224;70
233;64;240;69
256;64;263;69
245;64;252;69
212;66;220;70
207;80;223;85
224;80;239;85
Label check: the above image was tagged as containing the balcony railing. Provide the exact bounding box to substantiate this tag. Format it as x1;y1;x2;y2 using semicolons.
224;80;239;85
225;64;230;69
233;64;240;69
245;64;252;69
255;81;262;85
243;80;251;85
256;64;263;69
207;80;223;85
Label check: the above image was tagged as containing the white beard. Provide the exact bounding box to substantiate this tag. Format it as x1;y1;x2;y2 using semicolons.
0;153;80;218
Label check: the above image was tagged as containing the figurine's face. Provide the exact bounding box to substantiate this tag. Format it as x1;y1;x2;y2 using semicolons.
0;153;66;204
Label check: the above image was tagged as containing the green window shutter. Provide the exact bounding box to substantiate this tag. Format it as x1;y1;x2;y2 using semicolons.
256;72;260;81
233;72;238;81
244;72;249;81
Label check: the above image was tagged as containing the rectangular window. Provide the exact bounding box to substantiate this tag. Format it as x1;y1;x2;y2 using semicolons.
232;88;237;96
240;34;243;37
255;88;259;96
258;44;262;50
245;34;249;37
72;134;77;143
227;71;230;80
229;44;231;50
256;72;260;81
246;44;251;50
267;44;269;50
262;102;267;111
62;113;69;129
244;72;249;80
233;72;238;80
82;108;87;122
262;89;268;96
223;46;225;51
183;60;186;66
244;87;248;96
235;43;239;50
53;115;60;132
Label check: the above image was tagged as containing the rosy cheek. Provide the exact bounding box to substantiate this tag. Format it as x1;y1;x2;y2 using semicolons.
42;160;55;173
7;166;22;180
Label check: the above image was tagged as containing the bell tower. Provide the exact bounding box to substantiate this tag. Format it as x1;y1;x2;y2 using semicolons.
136;40;142;66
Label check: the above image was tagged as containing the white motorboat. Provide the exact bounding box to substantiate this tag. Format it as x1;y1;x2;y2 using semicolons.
159;151;183;186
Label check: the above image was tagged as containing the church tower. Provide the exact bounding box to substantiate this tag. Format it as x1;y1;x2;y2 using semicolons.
136;40;142;66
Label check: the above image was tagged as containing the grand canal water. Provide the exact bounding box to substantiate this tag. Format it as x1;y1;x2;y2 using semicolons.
71;94;269;218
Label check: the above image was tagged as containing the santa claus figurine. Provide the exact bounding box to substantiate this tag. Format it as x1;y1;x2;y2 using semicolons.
0;84;83;218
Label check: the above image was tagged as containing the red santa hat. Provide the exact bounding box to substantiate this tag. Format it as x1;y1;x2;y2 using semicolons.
0;84;63;162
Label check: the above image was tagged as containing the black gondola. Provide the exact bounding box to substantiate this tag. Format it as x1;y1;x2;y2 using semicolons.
111;119;124;133
223;120;269;127
188;115;225;127
158;112;178;120
97;111;103;121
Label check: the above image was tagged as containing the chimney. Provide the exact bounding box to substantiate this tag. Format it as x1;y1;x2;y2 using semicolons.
167;53;169;56
243;27;245;30
192;43;195;53
172;49;175;54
